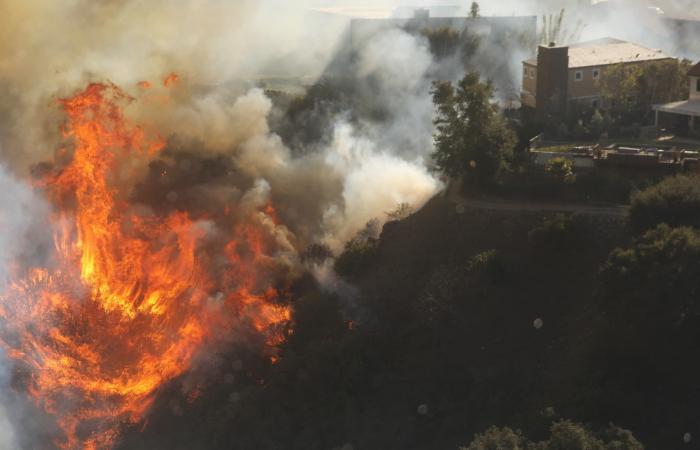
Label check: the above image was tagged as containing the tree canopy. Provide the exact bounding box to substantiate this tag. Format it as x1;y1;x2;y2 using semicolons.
469;1;480;18
599;60;692;124
432;72;516;185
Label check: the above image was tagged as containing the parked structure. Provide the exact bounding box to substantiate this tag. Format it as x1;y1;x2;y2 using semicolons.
522;38;675;119
653;61;700;134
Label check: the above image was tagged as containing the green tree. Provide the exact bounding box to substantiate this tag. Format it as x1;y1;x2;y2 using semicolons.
629;175;700;231
599;60;692;125
432;72;516;185
469;1;480;18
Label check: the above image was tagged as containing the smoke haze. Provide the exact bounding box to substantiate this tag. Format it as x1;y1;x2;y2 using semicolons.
2;0;700;448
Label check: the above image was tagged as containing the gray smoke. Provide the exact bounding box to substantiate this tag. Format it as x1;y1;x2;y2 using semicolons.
2;0;700;447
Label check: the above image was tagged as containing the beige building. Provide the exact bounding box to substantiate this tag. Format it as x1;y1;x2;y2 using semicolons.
653;62;700;133
522;38;675;118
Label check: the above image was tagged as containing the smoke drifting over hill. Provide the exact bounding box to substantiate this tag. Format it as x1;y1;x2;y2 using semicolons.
0;2;441;446
1;0;700;448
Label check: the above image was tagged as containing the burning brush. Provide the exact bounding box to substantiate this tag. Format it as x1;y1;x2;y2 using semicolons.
0;81;295;449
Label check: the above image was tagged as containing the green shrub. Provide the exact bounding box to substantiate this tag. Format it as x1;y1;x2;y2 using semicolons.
629;175;700;231
467;249;506;284
461;421;643;450
334;237;379;278
545;157;576;184
528;214;578;252
460;426;525;450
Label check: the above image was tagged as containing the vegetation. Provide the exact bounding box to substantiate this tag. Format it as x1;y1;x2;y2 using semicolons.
540;9;584;46
421;26;481;63
629;175;700;231
120;185;700;450
386;202;414;222
334;221;381;277
432;72;516;185
602;224;700;323
469;1;480;18
462;421;643;450
545;157;576;184
528;214;579;253
422;27;461;59
599;59;692;126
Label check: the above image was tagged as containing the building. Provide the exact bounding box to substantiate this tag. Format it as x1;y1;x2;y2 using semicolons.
652;62;700;135
522;38;675;119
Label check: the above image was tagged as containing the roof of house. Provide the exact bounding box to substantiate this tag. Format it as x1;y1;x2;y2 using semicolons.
688;62;700;77
654;100;700;117
525;38;674;68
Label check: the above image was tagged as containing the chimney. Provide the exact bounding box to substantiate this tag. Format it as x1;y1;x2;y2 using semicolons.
536;44;569;120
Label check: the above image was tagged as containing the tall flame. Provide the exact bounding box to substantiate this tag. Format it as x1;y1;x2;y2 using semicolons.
0;83;290;449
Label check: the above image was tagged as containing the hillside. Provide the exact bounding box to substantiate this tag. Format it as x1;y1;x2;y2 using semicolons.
121;192;698;450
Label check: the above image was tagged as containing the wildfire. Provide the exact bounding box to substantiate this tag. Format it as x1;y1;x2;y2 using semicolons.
162;73;179;87
0;82;291;449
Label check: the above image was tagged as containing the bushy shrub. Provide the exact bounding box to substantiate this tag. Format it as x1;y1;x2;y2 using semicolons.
528;214;578;252
545;157;576;184
629;175;700;231
334;233;379;278
467;249;506;284
333;220;382;278
460;426;524;450
601;224;700;323
386;203;414;222
461;421;643;450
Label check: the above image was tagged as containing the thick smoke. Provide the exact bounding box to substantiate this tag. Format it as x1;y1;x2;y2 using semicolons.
0;2;443;445
4;0;700;447
0;350;18;450
0;165;53;450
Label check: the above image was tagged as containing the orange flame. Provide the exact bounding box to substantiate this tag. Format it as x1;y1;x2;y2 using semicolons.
163;73;179;88
0;83;290;449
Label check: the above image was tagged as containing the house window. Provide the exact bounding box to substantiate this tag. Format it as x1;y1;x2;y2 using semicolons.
696;78;700;92
529;68;536;78
575;70;583;81
524;66;528;78
592;68;600;80
592;100;599;109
